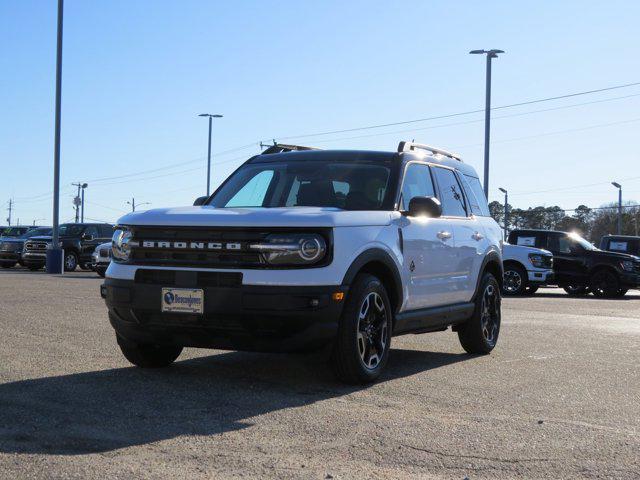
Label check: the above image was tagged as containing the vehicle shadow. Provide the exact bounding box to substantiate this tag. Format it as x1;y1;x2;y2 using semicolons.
0;348;468;455
531;292;640;301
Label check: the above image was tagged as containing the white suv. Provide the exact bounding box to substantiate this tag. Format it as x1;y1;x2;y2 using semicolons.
102;142;503;383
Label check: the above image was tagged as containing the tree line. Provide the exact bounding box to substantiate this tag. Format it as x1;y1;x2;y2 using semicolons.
488;201;640;244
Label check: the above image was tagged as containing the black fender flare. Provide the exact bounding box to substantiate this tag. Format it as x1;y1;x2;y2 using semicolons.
341;248;403;312
472;250;503;300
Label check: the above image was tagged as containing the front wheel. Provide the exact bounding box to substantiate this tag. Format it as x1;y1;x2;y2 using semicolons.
502;263;528;295
523;285;539;295
458;273;501;354
331;274;392;384
63;252;78;272
116;334;183;368
590;270;620;298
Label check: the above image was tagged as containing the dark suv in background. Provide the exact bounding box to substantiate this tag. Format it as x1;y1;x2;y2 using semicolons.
22;223;114;271
509;229;640;298
600;235;640;257
0;227;52;268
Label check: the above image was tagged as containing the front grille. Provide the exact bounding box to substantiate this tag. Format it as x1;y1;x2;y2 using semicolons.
25;242;48;252
134;269;242;287
126;227;328;269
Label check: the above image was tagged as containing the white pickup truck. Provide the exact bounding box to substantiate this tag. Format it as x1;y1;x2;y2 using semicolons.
502;243;554;295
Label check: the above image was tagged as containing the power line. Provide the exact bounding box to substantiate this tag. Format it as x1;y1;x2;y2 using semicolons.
268;81;640;142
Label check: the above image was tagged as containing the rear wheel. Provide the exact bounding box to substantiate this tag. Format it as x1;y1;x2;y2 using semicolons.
502;263;528;295
331;273;391;384
79;263;91;271
116;334;183;368
563;285;588;296
458;273;501;354
590;270;620;298
523;285;539;295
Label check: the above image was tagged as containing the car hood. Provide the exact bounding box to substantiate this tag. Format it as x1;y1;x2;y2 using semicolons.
116;206;396;228
589;249;640;261
503;243;552;256
26;235;77;242
0;238;26;244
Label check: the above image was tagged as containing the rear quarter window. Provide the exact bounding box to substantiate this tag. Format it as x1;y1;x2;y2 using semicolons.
462;174;490;216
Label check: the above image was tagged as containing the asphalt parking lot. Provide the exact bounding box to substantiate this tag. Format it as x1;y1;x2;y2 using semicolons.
0;270;638;479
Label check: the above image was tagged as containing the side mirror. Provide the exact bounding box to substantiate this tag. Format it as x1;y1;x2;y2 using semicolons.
407;196;442;218
193;196;208;206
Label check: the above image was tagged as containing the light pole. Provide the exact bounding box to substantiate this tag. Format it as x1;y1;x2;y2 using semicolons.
80;183;88;222
499;187;508;240
612;181;622;234
47;0;64;274
469;49;504;199
198;113;223;196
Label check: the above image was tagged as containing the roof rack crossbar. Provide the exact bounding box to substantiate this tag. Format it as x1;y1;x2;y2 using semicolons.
397;141;462;161
260;142;321;155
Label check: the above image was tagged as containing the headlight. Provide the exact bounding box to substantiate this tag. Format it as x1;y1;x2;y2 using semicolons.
620;260;635;272
528;253;550;268
112;228;134;261
250;233;327;266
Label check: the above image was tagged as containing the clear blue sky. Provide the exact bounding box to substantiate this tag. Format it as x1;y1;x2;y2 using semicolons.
2;0;639;225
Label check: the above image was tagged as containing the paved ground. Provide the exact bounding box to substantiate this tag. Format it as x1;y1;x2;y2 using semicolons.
0;269;638;479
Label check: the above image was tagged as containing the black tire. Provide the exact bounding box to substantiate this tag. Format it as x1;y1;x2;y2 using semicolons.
502;263;528;295
563;285;588;296
28;265;41;271
1;263;16;269
590;270;621;298
523;285;539;295
116;334;183;368
616;288;629;297
79;263;91;271
458;273;501;354
63;252;78;272
331;273;392;384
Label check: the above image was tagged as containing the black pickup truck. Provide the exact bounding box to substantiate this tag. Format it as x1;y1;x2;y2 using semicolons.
22;223;114;271
509;229;640;297
0;227;52;268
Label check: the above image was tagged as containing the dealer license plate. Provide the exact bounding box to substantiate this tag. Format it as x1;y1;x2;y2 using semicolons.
161;288;204;314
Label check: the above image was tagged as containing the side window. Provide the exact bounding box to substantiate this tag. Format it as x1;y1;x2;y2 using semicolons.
225;170;274;207
400;163;435;210
100;225;114;238
462;174;490;216
432;167;467;217
84;226;99;239
547;234;574;254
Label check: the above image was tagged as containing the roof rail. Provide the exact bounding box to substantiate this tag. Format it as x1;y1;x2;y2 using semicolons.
260;141;321;155
397;141;462;161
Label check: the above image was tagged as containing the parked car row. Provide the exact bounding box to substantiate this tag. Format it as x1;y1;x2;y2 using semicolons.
502;230;640;298
1;223;113;275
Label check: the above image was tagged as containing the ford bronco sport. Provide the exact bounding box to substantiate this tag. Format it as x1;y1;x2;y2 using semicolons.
102;142;503;383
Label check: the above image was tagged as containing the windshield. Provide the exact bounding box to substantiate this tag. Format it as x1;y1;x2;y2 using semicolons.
568;232;598;251
22;227;52;238
59;224;85;236
209;161;392;210
1;227;29;237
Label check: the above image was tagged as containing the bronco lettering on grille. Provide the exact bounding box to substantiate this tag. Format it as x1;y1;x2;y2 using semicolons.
140;241;242;250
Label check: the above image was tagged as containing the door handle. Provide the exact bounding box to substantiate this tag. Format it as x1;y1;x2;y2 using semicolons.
437;231;452;240
472;232;484;241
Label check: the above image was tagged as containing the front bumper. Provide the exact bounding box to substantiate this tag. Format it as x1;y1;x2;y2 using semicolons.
527;269;554;285
102;276;347;353
21;252;47;266
620;271;640;289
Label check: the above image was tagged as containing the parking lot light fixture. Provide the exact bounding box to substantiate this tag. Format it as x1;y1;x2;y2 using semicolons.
470;49;504;199
198;113;224;196
499;187;508;240
612;182;622;234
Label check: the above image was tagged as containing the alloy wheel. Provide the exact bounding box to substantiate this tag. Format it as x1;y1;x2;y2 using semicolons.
356;292;388;370
480;283;500;346
65;254;77;271
503;269;522;294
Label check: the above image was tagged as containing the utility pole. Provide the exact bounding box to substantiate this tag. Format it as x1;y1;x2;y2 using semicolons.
198;113;223;196
81;183;87;222
72;182;81;222
499;187;508;240
126;198;150;212
48;0;64;274
6;199;12;226
469;49;504;198
612;182;622;235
